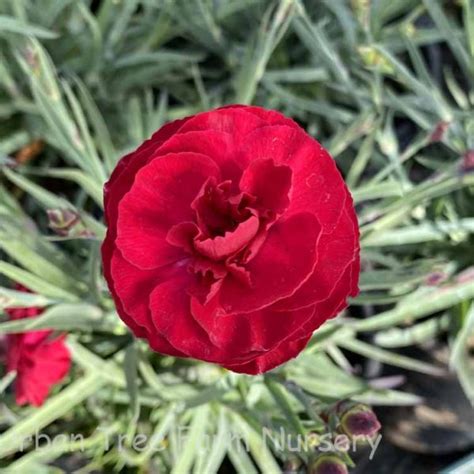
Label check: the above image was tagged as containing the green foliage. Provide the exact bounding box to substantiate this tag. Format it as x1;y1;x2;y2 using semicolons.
0;0;473;472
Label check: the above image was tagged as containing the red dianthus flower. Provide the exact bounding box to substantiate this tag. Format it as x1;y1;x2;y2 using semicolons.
5;285;70;406
102;105;359;374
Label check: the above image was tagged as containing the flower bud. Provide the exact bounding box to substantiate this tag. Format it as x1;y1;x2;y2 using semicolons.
47;209;94;238
425;270;447;286
461;150;474;173
308;455;348;474
47;209;80;236
340;404;381;439
401;22;416;37
358;46;394;74
283;456;302;473
430;121;449;143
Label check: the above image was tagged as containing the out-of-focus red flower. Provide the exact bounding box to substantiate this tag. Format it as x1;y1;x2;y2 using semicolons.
5;285;71;407
102;105;360;374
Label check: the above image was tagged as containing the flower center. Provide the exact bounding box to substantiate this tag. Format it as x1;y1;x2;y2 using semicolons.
191;179;254;237
166;160;293;303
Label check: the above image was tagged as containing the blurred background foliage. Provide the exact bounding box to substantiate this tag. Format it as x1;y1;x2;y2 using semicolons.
0;0;473;472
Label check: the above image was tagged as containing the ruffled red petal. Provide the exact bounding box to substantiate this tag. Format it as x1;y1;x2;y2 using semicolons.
273;204;358;312
220;104;301;130
223;333;312;375
115;152;220;270
149;273;263;364
194;214;259;260
218;212;321;314
239;159;292;215
102;118;190;335
191;296;314;355
238;125;346;233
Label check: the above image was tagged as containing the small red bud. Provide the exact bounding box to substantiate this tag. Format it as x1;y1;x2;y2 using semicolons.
283;456;302;473
308;455;348;474
425;271;447;286
461;150;474;173
429;121;449;142
340;404;381;439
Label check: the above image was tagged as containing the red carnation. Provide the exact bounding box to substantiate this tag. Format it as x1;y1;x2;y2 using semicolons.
102;105;359;374
5;285;71;406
